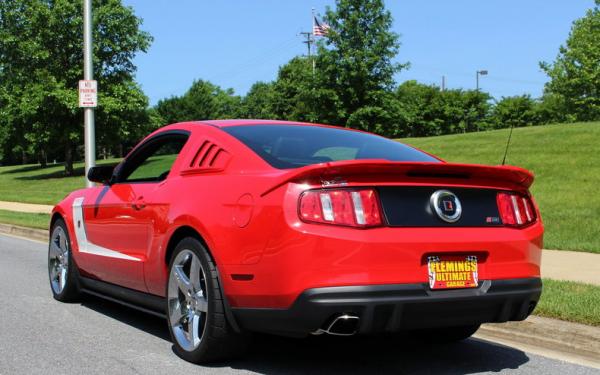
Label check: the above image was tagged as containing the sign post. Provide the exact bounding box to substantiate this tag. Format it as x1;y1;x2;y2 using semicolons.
81;0;96;188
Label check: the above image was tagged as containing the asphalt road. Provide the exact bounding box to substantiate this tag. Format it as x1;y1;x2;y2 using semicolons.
0;234;597;375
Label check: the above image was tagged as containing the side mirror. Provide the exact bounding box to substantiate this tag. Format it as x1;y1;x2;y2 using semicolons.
87;165;115;185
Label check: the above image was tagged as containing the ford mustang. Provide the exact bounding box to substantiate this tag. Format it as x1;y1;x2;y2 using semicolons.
48;120;543;363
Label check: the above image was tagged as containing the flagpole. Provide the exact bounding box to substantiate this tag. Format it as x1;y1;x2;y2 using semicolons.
311;7;316;74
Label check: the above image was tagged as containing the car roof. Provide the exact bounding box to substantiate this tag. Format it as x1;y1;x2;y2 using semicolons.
198;119;322;128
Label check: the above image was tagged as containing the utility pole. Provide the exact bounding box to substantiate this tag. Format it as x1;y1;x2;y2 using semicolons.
441;76;446;92
300;31;313;57
300;31;315;74
476;70;488;91
83;0;96;187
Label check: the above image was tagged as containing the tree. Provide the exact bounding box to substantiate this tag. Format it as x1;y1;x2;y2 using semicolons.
393;81;493;137
155;80;241;124
317;0;408;126
540;0;600;121
491;95;540;129
240;82;278;120
0;0;152;173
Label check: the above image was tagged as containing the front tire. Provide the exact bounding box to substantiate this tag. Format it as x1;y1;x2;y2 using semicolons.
48;219;81;302
166;237;246;363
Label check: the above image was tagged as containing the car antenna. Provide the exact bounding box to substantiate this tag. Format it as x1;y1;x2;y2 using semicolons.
501;123;515;166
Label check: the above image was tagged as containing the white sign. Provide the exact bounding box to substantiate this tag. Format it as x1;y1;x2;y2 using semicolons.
79;80;97;108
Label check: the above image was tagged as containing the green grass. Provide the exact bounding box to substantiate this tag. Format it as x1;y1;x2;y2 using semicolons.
535;279;600;326
0;158;121;205
0;154;179;205
401;122;600;253
0;209;50;230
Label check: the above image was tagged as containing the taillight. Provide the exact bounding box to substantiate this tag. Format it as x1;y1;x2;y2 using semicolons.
299;189;383;228
496;192;537;227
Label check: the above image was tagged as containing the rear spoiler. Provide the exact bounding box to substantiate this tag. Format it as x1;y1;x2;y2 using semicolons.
261;160;534;196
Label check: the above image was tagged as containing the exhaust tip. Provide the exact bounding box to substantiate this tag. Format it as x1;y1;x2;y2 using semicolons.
328;314;360;336
311;314;360;336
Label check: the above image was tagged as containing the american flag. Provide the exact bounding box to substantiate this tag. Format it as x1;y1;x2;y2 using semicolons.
313;16;330;37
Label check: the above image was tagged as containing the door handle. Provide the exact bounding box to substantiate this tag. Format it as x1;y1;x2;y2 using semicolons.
132;196;146;210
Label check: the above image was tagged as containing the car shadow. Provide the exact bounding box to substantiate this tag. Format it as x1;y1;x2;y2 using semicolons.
222;334;531;374
80;296;171;341
81;297;530;374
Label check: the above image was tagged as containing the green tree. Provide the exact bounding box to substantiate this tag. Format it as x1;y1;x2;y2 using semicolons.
540;0;600;121
393;81;492;137
317;0;408;126
241;81;278;120
155;80;241;124
0;0;152;173
536;93;572;125
491;95;540;129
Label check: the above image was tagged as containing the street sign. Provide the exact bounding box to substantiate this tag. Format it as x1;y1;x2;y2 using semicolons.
78;80;97;108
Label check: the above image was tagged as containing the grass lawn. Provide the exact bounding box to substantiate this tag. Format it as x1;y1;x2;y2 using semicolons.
0;209;50;230
401;122;600;253
0;158;120;205
535;279;600;327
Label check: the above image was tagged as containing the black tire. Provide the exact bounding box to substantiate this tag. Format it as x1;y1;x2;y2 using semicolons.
166;237;246;363
48;218;81;302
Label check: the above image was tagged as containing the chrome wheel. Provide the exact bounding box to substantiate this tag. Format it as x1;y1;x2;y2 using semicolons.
168;250;208;352
49;226;69;295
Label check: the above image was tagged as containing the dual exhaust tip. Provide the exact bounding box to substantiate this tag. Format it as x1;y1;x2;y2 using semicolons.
311;314;360;336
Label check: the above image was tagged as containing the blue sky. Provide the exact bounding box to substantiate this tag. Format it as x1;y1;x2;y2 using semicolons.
122;0;594;105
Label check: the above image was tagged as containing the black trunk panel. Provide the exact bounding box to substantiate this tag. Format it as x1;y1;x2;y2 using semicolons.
378;186;502;227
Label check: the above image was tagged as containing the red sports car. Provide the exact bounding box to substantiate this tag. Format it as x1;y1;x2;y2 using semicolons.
48;120;543;363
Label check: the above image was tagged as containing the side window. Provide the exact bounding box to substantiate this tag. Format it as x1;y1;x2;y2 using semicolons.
119;133;189;183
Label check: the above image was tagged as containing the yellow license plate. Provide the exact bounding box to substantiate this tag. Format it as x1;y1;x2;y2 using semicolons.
428;255;478;290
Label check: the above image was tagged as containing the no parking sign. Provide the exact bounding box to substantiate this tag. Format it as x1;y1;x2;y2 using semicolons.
78;80;97;108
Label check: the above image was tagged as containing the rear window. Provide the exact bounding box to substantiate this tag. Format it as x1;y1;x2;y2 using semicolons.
222;124;439;169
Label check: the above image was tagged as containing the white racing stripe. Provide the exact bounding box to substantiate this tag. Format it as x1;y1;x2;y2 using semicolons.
72;197;141;261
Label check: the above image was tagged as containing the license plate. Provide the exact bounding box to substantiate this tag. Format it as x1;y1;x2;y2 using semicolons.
428;255;478;290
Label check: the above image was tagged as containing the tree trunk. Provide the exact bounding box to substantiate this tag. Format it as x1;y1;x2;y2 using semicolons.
64;142;74;176
40;149;47;168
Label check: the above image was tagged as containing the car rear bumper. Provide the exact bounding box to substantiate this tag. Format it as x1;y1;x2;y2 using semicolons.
231;277;542;337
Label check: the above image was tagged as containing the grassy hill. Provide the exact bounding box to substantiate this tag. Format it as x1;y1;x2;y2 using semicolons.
0;122;598;252
401;122;600;253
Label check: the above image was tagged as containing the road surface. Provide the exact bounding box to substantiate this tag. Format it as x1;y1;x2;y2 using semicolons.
0;234;597;375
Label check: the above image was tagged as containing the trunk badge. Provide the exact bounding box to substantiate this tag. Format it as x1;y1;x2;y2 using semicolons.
430;190;462;223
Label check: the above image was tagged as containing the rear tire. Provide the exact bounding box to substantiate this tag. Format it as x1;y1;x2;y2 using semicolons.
48;218;81;302
166;237;246;363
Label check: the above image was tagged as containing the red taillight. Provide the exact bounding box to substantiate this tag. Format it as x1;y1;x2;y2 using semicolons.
299;189;383;228
496;192;537;227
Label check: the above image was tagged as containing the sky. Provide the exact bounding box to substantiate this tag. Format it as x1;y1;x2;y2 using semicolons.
121;0;595;105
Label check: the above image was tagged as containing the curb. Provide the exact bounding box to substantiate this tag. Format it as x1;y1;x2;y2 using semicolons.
0;223;47;243
477;315;600;369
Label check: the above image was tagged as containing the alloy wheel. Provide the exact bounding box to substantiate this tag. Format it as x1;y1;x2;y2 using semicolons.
48;226;69;295
167;249;209;352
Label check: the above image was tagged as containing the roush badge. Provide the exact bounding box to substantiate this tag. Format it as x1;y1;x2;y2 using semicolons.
430;189;462;223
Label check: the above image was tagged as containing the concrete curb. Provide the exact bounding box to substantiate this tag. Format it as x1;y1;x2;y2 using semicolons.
0;223;47;243
477;316;600;369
